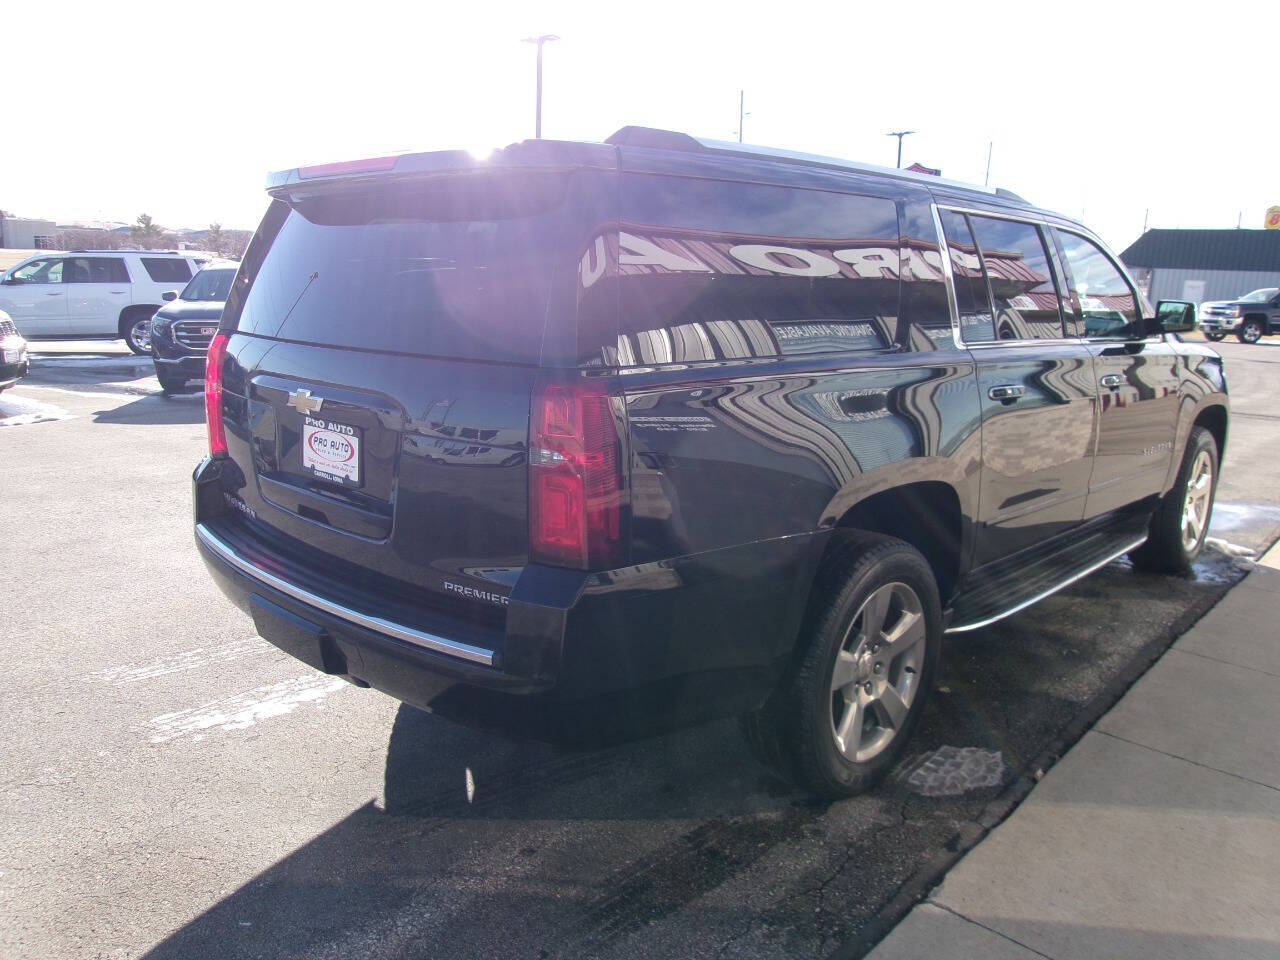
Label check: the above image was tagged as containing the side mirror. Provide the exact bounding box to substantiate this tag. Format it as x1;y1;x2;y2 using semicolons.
162;290;179;302
1154;300;1196;334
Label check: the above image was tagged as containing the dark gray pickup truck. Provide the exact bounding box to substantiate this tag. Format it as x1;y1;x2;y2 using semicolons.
1199;287;1280;342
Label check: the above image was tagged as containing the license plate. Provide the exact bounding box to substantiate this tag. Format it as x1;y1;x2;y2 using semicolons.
3;349;18;364
302;416;361;485
200;326;217;336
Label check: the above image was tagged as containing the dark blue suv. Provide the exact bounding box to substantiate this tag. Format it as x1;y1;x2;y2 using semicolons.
192;128;1227;797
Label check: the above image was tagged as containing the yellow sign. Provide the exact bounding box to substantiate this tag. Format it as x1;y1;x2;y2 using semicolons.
1266;206;1280;230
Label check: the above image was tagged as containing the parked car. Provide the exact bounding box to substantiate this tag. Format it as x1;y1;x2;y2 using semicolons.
0;310;29;394
149;260;239;393
192;128;1227;798
1199;287;1280;343
0;250;208;355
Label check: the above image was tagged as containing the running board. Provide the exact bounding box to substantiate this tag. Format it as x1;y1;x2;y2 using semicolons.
946;521;1149;634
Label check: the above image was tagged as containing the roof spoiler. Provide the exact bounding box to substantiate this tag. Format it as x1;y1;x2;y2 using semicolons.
265;140;617;194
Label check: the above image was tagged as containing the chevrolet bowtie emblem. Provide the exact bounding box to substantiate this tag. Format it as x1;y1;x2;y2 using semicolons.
287;388;323;414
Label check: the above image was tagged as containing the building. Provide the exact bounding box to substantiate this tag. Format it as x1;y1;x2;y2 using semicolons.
1119;229;1280;305
0;213;57;249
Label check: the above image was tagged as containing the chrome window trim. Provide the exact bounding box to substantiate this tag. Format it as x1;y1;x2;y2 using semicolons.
195;522;497;667
936;203;1077;348
929;203;963;344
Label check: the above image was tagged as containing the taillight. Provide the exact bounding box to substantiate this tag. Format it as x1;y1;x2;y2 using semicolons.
530;382;625;570
204;332;230;457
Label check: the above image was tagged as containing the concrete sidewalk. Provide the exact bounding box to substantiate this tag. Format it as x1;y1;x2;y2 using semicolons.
870;553;1280;960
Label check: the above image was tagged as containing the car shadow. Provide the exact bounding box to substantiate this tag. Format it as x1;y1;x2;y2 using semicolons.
136;561;1240;960
92;390;204;425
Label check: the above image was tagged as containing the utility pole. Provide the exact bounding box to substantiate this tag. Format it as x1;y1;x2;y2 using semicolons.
522;34;559;139
1143;208;1149;233
887;130;914;169
984;142;993;186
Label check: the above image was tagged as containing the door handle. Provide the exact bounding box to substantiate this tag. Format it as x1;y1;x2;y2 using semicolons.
45;292;63;296
988;385;1026;403
1099;374;1123;389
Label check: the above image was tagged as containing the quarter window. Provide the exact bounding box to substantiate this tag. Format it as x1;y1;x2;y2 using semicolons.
966;215;1065;341
609;175;902;365
141;258;193;283
1054;230;1139;339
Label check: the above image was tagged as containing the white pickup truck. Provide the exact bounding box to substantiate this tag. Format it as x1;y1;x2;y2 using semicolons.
0;250;208;354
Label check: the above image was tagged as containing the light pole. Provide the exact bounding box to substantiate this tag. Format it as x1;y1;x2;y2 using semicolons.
886;130;914;169
523;34;559;139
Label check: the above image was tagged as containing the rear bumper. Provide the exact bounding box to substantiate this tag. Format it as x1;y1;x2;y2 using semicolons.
193;457;826;739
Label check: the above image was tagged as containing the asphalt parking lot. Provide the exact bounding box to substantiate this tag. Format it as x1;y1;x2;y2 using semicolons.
2;337;1278;960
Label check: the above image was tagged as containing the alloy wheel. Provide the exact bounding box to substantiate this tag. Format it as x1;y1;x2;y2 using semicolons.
1181;449;1214;552
129;318;152;353
1243;322;1262;343
829;581;926;763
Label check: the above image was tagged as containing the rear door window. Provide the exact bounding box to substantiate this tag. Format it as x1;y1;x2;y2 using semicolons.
64;257;130;283
234;173;571;364
142;258;194;283
965;215;1065;341
938;210;996;342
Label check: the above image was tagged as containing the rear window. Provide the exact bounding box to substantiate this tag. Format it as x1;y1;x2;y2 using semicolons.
233;173;570;363
142;258;194;283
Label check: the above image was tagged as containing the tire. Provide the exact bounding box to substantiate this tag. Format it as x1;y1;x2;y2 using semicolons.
1130;426;1219;575
1238;319;1264;344
741;531;942;799
121;311;154;355
1203;331;1225;342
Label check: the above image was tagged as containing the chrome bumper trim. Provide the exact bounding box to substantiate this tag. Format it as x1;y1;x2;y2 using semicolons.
195;522;496;666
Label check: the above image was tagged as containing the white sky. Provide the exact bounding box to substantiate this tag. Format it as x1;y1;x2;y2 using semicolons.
3;0;1274;252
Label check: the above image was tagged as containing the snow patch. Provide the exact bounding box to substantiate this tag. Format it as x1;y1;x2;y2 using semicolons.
91;638;271;685
0;392;75;427
149;674;348;743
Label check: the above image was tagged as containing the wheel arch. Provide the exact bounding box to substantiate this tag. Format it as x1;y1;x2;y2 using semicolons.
118;303;159;331
823;475;968;605
1165;396;1228;494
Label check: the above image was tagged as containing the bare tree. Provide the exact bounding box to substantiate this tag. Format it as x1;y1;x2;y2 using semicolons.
205;222;226;256
53;228;125;250
220;231;251;259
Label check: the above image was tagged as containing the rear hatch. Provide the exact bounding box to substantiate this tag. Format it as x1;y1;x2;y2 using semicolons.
213;156;615;653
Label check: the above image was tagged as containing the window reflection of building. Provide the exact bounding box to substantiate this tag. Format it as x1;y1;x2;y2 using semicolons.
627;363;978;488
405;399;526;467
577;225;914;366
